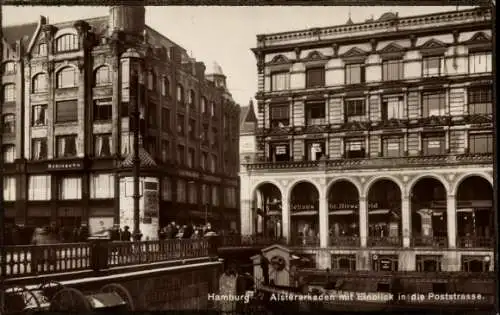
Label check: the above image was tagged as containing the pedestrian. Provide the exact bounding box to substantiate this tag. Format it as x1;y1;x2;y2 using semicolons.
121;226;132;241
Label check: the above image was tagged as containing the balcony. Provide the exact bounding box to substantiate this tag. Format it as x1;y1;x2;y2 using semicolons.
367;236;402;247
329;236;360;247
457;236;494;249
290;236;320;247
245;153;492;171
411;236;448;248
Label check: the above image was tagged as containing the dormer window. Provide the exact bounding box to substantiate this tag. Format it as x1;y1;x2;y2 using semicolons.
37;43;48;56
55;34;79;53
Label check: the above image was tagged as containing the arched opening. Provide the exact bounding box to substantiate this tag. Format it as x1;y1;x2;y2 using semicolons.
328;180;359;246
456;176;493;248
410;178;447;247
253;183;282;239
290;182;319;246
367;179;402;247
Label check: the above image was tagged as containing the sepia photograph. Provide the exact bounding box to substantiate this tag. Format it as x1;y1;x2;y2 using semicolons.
0;2;496;314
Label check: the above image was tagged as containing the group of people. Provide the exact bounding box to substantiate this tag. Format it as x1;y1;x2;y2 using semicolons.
158;222;217;240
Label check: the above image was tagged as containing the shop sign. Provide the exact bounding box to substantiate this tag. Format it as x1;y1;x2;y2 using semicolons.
291;204;316;211
328;202;379;210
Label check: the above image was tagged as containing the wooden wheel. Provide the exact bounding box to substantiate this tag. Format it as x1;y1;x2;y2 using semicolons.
49;287;91;312
100;283;135;310
2;285;42;314
38;281;65;302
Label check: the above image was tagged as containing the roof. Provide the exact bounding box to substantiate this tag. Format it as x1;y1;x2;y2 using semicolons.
120;147;157;168
240;100;257;125
2;22;38;47
209;61;224;76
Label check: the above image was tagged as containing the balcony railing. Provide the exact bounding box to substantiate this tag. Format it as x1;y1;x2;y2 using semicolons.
411;236;448;248
367;236;402;247
290;236;320;247
457;236;494;248
219;235;285;247
245;153;492;171
329;236;360;247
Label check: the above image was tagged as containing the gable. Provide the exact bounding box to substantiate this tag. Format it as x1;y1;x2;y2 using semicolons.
340;47;368;58
419;38;447;50
465;31;491;44
304;50;325;61
379;42;405;54
268;54;291;65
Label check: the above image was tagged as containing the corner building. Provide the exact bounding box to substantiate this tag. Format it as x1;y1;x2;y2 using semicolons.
1;6;240;241
240;8;493;272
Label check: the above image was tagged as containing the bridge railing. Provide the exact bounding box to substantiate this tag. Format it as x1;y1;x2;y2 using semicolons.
1;237;216;279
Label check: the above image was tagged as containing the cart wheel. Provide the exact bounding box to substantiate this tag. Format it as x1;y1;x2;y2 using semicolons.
49;287;91;312
2;285;42;315
101;283;135;310
38;280;65;302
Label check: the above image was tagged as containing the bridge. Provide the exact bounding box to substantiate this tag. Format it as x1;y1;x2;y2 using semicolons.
1;235;496;313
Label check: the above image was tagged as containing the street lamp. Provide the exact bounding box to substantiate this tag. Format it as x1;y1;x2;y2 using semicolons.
130;63;143;242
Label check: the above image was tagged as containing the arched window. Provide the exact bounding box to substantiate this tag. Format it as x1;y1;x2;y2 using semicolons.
147;71;156;90
55;34;79;53
201;97;207;113
2;61;16;74
94;66;111;86
56;67;78;88
188;90;196;107
2;114;16;134
2;84;16;102
177;84;184;103
161;77;170;96
37;43;48;56
32;73;48;93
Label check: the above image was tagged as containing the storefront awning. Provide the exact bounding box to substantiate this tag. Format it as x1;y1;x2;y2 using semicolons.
369;209;391;215
457;208;473;213
291;210;318;216
329;210;355;215
268;211;282;216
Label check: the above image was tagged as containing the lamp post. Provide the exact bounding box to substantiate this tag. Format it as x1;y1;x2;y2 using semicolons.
130;64;142;242
0;5;6;310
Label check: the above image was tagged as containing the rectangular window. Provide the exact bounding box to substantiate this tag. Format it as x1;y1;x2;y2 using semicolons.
161;140;169;162
146;136;156;158
331;255;356;271
382;136;404;157
32;105;48;126
461;256;490;272
212;186;219;206
416;255;442;272
59;177;82;200
188;119;196;139
188;181;197;204
90;173;115;199
344;138;366;158
210;154;217;173
121;133;131;156
469;52;492;74
202;184;210;204
382;60;404;81
177;179;186;203
270;105;289;128
94;134;112;157
270;143;290;162
306;67;325;88
422;56;443;77
187;148;195;168
177;114;185;136
3;176;16;201
422;91;446;117
468;86;492;115
305;101;326;125
201;152;208;170
202;125;209;143
422;133;445;156
270;71;290;91
56;135;77;158
382;95;404;120
177;145;185;165
345;63;365;85
345;98;366;121
56;100;78;122
3;144;15;163
28;175;51;200
2;114;15;133
148;103;157;128
162;177;172;201
469;133;493;154
93;98;112;121
3;84;15;102
31;138;47;160
306;140;325;161
161;108;170;131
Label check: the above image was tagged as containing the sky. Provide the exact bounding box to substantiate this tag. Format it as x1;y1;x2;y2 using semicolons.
3;5;474;107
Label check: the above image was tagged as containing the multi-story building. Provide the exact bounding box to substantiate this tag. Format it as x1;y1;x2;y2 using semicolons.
1;6;240;242
240;7;493;273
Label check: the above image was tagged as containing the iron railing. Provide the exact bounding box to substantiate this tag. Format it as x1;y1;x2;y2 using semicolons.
411;236;448;248
457;236;494;248
367;236;402;247
329;236;360;247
